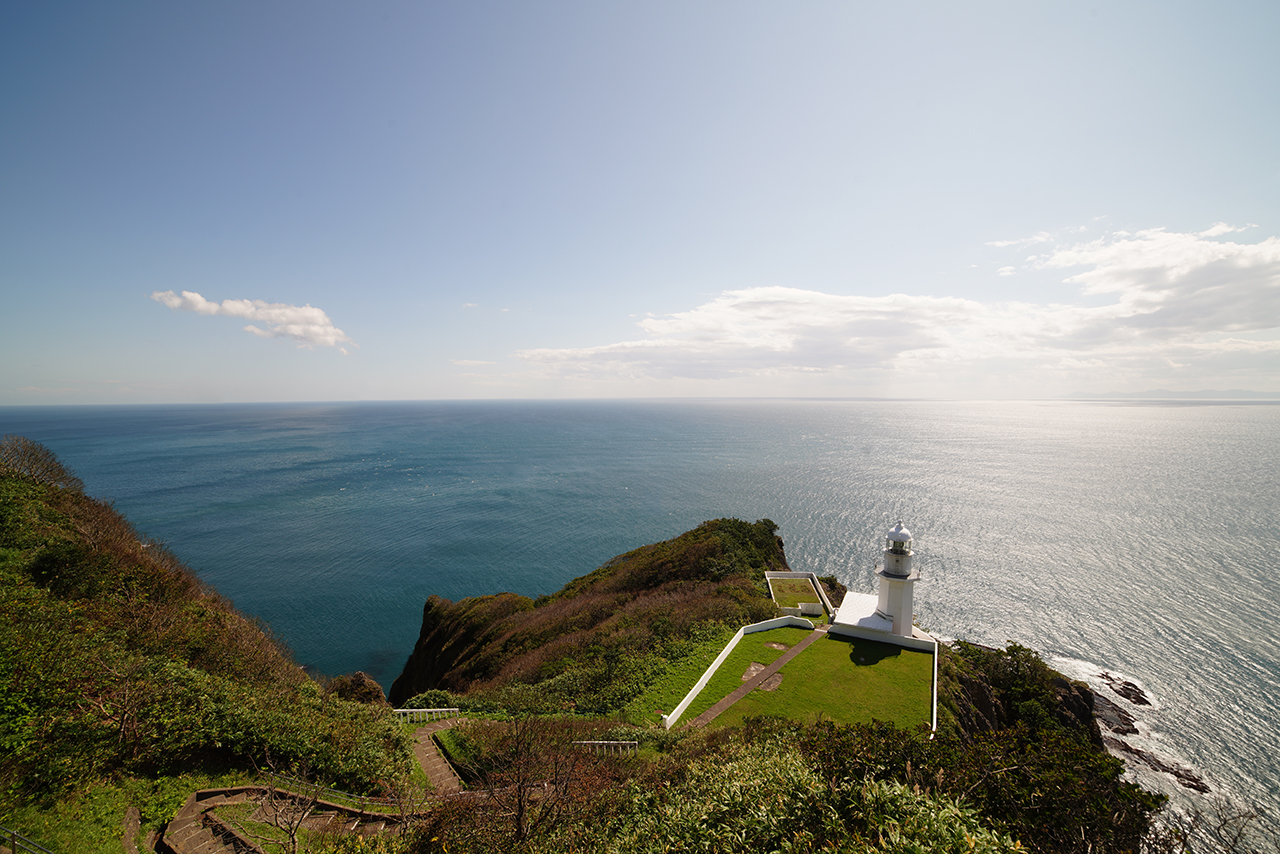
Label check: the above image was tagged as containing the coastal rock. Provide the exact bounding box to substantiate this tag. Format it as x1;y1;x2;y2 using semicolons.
1099;671;1151;706
389;592;534;705
1053;676;1104;746
1093;694;1139;735
389;518;788;707
1103;736;1209;792
955;671;1005;733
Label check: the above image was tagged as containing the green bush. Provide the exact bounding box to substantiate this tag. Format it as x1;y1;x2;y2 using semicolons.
549;737;1021;854
798;719;1163;854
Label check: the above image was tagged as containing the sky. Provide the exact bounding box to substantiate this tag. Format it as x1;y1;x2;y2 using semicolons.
2;0;1279;404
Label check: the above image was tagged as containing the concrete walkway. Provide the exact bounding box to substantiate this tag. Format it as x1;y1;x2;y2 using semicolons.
684;626;828;729
412;718;466;794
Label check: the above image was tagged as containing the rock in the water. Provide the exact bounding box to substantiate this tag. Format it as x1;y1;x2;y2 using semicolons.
1099;671;1152;705
1104;736;1210;792
1093;694;1139;735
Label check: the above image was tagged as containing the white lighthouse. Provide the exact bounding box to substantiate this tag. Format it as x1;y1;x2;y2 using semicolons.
876;521;919;638
829;520;931;650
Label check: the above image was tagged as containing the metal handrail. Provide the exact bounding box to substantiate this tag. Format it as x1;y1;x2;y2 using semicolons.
571;740;639;755
261;772;397;812
393;707;460;723
0;825;55;854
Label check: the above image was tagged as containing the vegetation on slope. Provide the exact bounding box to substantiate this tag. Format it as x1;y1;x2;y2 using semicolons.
416;723;1028;854
406;710;1167;854
0;437;410;825
390;517;786;709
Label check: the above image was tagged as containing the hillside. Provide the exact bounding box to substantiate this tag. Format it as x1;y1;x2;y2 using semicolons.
390;517;785;707
0;436;410;808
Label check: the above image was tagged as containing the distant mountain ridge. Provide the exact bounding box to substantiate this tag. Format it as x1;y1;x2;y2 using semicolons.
1063;389;1280;399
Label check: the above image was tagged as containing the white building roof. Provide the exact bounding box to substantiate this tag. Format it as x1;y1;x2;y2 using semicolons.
832;592;892;633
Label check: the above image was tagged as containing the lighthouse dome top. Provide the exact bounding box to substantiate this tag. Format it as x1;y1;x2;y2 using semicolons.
886;521;912;543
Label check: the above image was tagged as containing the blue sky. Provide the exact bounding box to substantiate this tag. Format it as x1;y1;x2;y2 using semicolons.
3;1;1278;403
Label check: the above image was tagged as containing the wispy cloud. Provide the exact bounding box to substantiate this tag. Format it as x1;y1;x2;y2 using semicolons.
150;290;355;353
986;231;1055;248
517;225;1280;394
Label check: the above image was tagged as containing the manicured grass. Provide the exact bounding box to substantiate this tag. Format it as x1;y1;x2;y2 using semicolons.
622;624;739;725
768;577;821;608
768;577;829;623
711;634;933;730
676;627;814;724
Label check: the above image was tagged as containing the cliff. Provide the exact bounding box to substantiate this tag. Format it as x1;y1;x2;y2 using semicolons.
389;517;787;706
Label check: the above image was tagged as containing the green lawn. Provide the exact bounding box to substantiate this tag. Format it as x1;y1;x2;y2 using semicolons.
768;577;821;608
710;634;933;730
674;626;814;724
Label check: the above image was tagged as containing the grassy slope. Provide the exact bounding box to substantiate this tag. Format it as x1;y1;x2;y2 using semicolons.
675;626;812;722
0;442;411;845
619;623;738;725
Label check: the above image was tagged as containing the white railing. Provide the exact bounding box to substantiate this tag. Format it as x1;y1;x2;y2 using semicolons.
661;615;814;729
572;740;638;756
393;707;460;723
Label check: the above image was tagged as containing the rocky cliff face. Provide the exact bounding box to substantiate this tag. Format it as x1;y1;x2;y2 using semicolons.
941;642;1104;747
389;592;534;705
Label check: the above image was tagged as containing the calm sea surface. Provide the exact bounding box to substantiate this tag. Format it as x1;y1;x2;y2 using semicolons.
2;399;1277;809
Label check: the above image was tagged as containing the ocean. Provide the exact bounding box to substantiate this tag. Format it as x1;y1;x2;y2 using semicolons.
2;398;1277;811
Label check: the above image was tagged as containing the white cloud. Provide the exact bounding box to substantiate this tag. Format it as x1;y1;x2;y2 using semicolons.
986;231;1054;248
516;225;1280;394
520;287;992;380
150;290;355;351
997;266;1017;276
1037;226;1280;335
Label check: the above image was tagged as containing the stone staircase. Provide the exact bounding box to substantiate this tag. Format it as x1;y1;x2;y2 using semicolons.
159;786;407;854
155;713;468;854
412;718;467;794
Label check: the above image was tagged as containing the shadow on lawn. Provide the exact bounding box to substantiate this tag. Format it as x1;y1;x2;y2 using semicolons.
826;636;902;666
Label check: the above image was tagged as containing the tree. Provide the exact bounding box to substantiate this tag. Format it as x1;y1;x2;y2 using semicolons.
417;712;626;852
235;760;325;854
0;436;84;492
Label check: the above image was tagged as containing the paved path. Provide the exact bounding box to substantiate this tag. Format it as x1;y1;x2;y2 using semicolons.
412;718;466;794
684;626;828;729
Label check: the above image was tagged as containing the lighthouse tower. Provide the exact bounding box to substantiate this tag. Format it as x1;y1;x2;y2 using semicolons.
876;521;920;638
